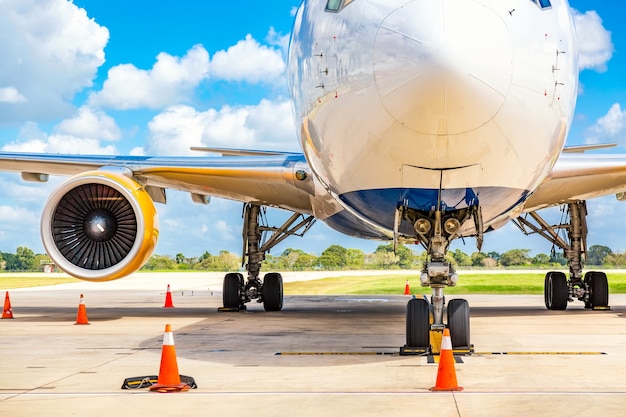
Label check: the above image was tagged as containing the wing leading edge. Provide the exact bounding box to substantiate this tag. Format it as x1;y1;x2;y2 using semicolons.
523;153;626;212
4;150;626;218
0;151;314;213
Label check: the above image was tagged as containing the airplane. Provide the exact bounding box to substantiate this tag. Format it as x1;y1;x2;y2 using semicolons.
0;0;621;352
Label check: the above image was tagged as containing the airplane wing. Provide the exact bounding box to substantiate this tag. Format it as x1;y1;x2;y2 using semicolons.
0;151;314;213
522;153;626;212
561;143;616;153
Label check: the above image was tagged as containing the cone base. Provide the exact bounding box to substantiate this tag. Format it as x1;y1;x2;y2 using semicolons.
430;386;464;391
149;383;191;393
74;322;90;325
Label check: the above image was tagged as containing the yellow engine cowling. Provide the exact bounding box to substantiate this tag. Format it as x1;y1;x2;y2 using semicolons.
40;170;159;281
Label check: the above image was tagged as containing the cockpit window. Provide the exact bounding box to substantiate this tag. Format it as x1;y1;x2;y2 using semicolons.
325;0;354;12
326;0;342;11
529;0;552;9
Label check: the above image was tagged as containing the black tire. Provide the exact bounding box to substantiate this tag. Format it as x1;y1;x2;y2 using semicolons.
223;272;243;309
545;271;568;310
447;299;471;350
262;273;283;311
587;271;609;308
406;298;430;348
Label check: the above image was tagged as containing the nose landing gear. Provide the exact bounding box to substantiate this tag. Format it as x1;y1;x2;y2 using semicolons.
398;205;477;356
401;291;472;356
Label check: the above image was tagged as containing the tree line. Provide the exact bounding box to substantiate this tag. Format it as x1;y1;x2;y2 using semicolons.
0;243;620;272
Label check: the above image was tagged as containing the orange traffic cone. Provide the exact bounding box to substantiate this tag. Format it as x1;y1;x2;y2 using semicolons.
163;284;174;308
404;280;411;295
430;328;463;391
2;291;14;319
150;324;190;392
75;294;90;325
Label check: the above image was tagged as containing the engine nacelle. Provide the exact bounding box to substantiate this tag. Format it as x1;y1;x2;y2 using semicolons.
41;170;159;281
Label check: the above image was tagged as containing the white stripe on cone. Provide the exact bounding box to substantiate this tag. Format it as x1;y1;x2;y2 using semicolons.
441;334;452;350
163;332;175;346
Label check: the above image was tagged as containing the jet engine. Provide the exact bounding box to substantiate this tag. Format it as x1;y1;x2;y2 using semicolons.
40;170;159;281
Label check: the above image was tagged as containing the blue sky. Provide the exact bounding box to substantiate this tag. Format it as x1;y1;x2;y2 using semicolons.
0;0;625;259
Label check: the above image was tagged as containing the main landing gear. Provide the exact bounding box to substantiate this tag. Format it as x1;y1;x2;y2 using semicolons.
514;201;610;311
220;203;314;312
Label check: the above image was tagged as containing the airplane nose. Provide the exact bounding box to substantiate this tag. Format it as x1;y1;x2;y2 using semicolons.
373;0;513;135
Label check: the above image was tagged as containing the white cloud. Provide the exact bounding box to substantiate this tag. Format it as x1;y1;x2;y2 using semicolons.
88;30;286;112
244;99;296;147
585;197;626;252
214;220;235;240
0;204;41;251
210;34;285;83
2;120;117;154
145;105;212;155
0;87;26;103
0;175;49;252
162;218;183;229
2;135;117;154
145;99;296;155
0;173;59;203
129;146;146;156
0;0;108;122
596;103;626;136
151;190;244;256
573;9;613;72
0;205;38;224
266;27;291;56
584;103;626;144
89;44;210;110
55;106;121;141
2;108;121;153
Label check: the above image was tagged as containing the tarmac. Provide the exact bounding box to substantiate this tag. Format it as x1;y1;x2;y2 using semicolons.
1;271;625;416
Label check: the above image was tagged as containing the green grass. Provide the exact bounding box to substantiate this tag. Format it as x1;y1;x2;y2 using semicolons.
284;273;626;295
3;271;626;295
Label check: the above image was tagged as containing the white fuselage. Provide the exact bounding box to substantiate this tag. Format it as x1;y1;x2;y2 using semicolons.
289;0;578;240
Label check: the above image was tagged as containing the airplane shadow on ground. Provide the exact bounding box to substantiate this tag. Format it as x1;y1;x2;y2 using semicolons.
9;296;623;367
10;293;623;322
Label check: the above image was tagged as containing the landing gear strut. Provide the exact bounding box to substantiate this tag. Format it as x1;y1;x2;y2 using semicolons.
399;206;479;354
514;201;610;310
220;203;315;312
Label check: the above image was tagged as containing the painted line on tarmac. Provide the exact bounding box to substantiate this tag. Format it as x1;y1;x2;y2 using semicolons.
4;391;626;397
275;351;397;356
475;351;607;355
275;351;606;356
